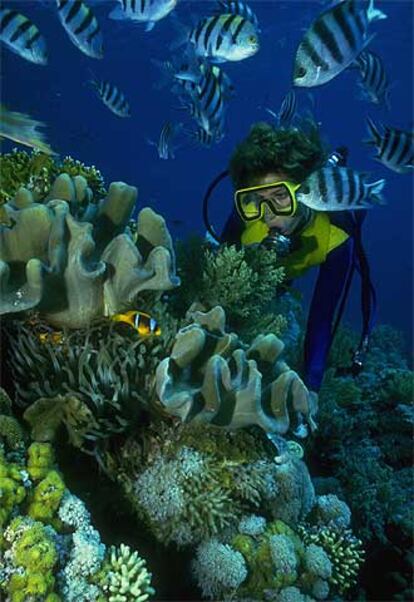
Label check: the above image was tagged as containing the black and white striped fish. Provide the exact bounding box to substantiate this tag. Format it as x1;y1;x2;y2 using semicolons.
56;0;103;59
294;0;387;87
214;0;259;30
365;117;413;174
90;79;131;117
149;122;183;159
189;14;259;63
184;126;224;148
109;0;177;31
0;9;47;65
296;167;386;210
353;50;390;107
266;90;297;127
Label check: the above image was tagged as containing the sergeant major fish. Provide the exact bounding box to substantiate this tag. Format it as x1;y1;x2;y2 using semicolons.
148;122;183;159
0;8;47;65
293;0;387;87
56;0;103;59
353;50;390;108
111;311;161;336
296;167;386;210
214;0;259;30
266;90;297;128
189;14;259;63
109;0;177;31
365;117;413;174
90;79;131;117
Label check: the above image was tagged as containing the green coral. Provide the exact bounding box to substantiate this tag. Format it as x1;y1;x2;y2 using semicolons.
27;469;65;525
27;442;55;481
168;238;286;340
96;543;155;602
5;517;58;602
0;149;106;206
298;525;365;595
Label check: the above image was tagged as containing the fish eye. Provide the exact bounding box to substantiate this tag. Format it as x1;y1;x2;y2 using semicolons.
248;35;257;43
300;185;310;194
296;66;307;78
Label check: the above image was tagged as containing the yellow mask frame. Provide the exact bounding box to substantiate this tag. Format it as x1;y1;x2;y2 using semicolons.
234;180;301;222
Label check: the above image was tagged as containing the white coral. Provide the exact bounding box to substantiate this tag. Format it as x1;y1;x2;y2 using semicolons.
192;539;247;600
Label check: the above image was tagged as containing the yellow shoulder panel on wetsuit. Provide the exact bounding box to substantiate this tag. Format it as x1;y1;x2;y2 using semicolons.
241;213;349;280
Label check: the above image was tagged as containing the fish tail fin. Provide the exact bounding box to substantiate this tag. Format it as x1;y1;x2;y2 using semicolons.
365;179;387;205
364;116;381;146
367;0;387;22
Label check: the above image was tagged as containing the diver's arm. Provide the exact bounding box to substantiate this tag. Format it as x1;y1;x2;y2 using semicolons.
303;237;354;392
220;208;244;246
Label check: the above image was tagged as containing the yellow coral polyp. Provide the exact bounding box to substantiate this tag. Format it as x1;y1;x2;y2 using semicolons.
27;469;65;522
27;442;55;481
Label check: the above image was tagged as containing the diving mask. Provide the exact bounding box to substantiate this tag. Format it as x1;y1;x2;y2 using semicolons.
234;180;300;222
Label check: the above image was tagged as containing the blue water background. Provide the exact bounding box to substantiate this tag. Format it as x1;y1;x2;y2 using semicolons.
2;0;413;352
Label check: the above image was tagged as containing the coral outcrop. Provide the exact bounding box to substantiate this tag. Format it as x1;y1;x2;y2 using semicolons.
192;514;364;600
0;172;180;328
156;306;318;436
0;402;155;602
110;420;316;547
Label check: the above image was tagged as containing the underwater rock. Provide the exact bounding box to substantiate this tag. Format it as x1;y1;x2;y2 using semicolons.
0;173;180;328
156;306;318;436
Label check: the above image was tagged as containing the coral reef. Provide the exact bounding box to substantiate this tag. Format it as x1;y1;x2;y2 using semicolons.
6;321;172;457
156;306;318;436
192;513;364;600
169;237;287;340
0;171;179;328
110;420;316;547
0;410;155;602
0;149;107;205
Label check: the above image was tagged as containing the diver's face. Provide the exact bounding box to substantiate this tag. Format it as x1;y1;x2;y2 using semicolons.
253;171;298;234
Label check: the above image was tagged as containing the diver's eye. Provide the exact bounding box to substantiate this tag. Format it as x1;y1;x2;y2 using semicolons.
296;66;307;78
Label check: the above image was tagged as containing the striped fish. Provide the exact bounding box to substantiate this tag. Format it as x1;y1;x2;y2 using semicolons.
0;9;47;65
267;90;297;127
214;0;259;29
354;50;390;107
109;0;177;31
294;0;387;87
365;117;414;174
150;122;183;159
296;167;386;210
56;0;103;59
184;126;224;148
111;310;161;336
190;14;259;63
90;79;131;117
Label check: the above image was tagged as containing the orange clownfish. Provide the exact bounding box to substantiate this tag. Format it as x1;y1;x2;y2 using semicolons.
111;310;161;337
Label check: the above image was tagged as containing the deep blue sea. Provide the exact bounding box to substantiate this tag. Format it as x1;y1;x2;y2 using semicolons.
2;0;413;354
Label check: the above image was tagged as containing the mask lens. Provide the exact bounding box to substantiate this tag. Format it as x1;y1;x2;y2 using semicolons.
235;183;295;221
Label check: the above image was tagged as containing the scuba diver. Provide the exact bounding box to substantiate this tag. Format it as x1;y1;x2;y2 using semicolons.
204;122;376;418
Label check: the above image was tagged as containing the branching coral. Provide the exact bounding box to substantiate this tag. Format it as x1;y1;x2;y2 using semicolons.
156;306;317;436
0;171;179;327
298;525;365;595
169;238;287;340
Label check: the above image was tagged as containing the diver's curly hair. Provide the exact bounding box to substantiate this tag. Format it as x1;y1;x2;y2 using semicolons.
229;121;328;188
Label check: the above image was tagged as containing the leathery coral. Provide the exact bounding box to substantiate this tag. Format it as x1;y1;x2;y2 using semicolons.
156;306;318;436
